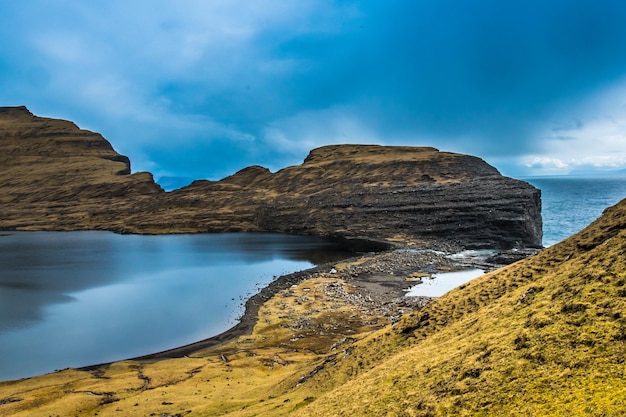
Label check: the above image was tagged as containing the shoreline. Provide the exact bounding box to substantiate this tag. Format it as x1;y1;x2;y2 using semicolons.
80;235;398;369
114;263;334;362
81;242;532;371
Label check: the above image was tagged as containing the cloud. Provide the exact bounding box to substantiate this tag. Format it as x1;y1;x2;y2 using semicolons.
515;76;626;175
2;1;626;179
261;106;381;152
523;157;570;171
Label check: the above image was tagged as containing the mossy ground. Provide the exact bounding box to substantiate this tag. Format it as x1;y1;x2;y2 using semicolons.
291;200;626;416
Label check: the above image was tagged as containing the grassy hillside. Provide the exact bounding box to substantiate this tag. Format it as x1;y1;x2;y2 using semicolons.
1;199;624;416
293;198;626;416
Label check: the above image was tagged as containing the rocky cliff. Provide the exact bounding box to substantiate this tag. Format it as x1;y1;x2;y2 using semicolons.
0;106;542;249
0;106;162;231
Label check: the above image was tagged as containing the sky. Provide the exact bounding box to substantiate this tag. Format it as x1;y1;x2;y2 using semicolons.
2;1;626;186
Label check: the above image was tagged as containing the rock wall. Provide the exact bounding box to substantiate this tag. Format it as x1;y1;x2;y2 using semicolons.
0;107;542;249
0;106;162;230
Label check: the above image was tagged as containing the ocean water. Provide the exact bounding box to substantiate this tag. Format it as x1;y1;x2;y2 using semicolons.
524;176;626;247
0;232;355;381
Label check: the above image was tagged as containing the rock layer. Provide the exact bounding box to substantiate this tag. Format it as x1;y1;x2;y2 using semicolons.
0;106;542;249
0;106;162;231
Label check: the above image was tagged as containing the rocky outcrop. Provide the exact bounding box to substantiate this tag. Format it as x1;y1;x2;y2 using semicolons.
0;106;542;249
142;144;542;249
0;106;162;231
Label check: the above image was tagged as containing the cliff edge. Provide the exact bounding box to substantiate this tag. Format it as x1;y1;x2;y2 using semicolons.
1;154;624;417
0;106;542;249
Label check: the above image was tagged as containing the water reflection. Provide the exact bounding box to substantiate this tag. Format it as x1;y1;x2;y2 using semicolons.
0;231;356;381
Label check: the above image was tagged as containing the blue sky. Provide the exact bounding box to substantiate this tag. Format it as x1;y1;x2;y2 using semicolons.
2;1;626;184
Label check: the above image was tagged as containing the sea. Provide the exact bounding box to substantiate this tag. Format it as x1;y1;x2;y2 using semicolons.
524;176;626;247
0;175;625;381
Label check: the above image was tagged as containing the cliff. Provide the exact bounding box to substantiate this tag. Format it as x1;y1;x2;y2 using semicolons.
0;106;162;231
291;194;626;416
0;106;542;249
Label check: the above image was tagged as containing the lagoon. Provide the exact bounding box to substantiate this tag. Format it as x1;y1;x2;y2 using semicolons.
0;231;356;381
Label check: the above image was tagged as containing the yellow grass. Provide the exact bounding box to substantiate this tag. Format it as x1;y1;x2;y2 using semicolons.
0;275;393;416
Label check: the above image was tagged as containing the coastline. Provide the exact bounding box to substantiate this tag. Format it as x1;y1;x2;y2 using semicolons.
118;263;333;362
81;242;531;370
78;237;397;367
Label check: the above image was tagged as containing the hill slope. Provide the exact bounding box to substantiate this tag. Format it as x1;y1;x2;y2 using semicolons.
0;106;163;231
0;185;623;417
291;198;626;416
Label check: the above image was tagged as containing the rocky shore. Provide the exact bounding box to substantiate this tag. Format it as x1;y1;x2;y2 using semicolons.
12;107;612;417
0;105;544;369
129;243;534;362
2;201;624;417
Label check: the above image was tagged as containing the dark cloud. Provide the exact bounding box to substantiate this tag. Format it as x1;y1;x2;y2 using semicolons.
2;1;626;179
259;1;626;151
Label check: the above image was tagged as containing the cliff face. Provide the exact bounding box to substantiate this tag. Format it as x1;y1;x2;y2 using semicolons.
290;192;626;417
257;145;541;249
135;144;542;249
1;110;623;417
0;106;162;231
0;106;542;249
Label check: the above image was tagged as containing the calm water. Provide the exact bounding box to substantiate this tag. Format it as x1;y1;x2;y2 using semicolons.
525;176;626;246
406;269;484;297
0;232;355;381
406;176;626;298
